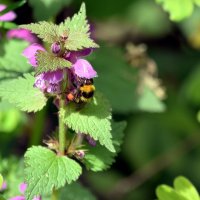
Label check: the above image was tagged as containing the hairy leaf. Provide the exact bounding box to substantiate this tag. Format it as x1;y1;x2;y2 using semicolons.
59;182;96;200
61;92;115;152
20;21;61;43
0;40;31;81
63;3;99;50
83;121;126;171
24;146;82;200
0;73;47;112
36;51;71;74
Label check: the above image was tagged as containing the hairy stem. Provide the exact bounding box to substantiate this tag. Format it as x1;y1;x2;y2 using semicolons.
58;97;66;154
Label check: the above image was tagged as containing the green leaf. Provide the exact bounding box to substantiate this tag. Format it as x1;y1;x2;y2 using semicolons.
0;40;31;82
24;146;82;200
155;0;200;21
36;51;71;74
194;0;200;6
0;174;3;189
0;73;47;112
83;121;126;171
0;22;17;29
29;0;72;21
182;65;200;105
156;185;187;200
0;0;26;16
61;92;115;153
20;21;62;43
63;3;99;50
174;176;199;200
0;195;6;200
59;182;96;200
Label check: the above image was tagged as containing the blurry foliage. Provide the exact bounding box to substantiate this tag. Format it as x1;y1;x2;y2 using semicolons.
28;0;72;21
88;45;165;113
0;40;31;81
156;0;200;21
0;157;24;198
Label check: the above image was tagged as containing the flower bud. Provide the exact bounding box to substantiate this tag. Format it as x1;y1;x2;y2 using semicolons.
75;150;85;159
51;42;61;54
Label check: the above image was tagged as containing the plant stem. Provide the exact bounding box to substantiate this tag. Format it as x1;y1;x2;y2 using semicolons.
58;97;66;155
51;189;58;200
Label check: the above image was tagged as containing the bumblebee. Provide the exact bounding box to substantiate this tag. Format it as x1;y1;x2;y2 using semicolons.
67;78;95;103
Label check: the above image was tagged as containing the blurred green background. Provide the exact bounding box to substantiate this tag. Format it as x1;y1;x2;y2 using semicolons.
1;0;200;199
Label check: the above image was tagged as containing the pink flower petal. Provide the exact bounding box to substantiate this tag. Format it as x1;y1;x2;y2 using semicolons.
22;43;45;67
7;29;38;44
34;74;46;91
43;69;64;84
72;59;97;79
19;182;27;194
0;4;16;21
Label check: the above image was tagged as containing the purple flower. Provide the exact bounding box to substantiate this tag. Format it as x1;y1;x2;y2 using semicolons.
64;48;92;63
22;43;45;67
7;29;38;44
34;70;64;94
71;59;97;79
0;4;16;21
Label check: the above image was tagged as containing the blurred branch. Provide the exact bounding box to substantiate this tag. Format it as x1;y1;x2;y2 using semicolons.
107;132;200;199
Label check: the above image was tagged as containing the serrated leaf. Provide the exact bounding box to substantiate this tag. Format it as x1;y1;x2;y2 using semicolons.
174;176;199;200
59;182;96;200
24;146;82;200
0;40;31;82
20;21;61;43
156;0;198;21
61;92;115;152
0;73;47;112
156;185;187;200
63;3;99;50
36;51;72;74
83;121;126;171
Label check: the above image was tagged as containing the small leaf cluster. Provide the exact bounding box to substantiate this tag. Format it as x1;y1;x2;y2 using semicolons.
156;0;200;21
156;176;200;200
